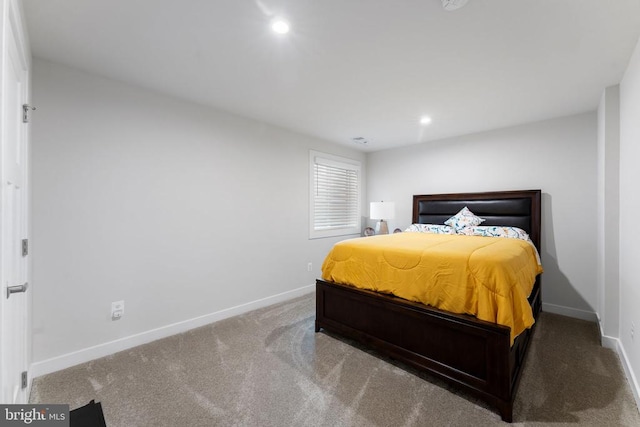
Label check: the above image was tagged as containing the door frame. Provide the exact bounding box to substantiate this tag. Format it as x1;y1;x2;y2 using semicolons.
0;0;32;404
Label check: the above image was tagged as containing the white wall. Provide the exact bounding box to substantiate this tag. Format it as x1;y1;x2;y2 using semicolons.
619;36;640;399
30;58;365;373
367;113;598;318
596;85;620;341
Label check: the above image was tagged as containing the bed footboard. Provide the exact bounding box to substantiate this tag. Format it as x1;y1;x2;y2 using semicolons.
316;278;541;422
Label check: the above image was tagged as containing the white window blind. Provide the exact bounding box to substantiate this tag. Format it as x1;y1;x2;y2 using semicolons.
310;152;361;239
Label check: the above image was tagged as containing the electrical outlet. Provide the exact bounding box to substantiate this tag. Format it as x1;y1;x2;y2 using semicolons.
111;300;124;321
307;262;313;272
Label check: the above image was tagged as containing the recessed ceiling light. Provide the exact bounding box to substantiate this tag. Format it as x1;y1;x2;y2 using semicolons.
271;18;290;34
420;116;432;125
441;0;469;11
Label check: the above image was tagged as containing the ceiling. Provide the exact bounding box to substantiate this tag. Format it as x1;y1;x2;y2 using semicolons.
22;0;640;152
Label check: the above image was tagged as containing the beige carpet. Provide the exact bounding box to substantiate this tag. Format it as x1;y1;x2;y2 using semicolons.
30;293;640;426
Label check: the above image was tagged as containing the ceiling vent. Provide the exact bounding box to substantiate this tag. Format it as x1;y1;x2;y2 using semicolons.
441;0;468;11
351;137;368;145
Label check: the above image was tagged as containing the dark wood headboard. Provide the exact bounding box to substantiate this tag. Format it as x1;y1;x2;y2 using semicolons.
412;190;542;251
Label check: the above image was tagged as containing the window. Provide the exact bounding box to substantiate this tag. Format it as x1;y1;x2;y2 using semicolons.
309;151;361;239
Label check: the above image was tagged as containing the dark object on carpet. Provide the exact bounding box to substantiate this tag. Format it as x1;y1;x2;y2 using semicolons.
70;400;107;427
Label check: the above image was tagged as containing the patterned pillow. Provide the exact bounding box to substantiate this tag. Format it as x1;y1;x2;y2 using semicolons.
457;225;531;242
404;223;456;234
444;207;485;231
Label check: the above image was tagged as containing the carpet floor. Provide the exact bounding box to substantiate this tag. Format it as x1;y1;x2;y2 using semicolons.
30;293;640;426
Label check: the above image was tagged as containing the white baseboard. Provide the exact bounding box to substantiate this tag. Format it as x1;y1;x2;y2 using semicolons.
30;284;315;379
551;306;639;412
603;335;640;413
542;302;598;322
600;334;619;350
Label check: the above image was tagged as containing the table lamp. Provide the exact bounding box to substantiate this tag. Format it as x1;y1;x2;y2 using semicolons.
370;201;395;235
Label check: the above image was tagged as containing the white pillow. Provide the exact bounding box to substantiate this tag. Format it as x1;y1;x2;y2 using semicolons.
444;207;485;231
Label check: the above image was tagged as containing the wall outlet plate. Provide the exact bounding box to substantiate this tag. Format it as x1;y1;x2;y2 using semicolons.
111;300;124;320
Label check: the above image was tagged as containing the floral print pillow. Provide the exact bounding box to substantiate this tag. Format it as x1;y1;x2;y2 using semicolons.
444;207;485;231
457;225;531;242
404;223;456;234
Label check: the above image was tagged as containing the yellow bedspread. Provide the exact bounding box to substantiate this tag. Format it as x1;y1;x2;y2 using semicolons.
321;232;543;344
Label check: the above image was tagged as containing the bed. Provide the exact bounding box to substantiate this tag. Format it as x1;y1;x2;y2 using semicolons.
315;189;542;422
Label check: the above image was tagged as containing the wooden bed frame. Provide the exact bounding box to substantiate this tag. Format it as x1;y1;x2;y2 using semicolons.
315;189;542;422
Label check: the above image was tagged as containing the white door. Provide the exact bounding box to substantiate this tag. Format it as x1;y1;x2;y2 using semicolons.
0;0;30;404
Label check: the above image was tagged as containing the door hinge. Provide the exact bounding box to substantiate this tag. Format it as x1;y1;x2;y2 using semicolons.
21;371;28;389
22;104;35;123
22;239;28;257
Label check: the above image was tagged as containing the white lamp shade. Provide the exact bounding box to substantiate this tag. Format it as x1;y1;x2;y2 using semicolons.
370;202;395;220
